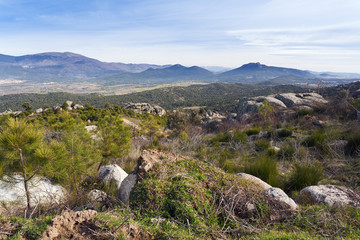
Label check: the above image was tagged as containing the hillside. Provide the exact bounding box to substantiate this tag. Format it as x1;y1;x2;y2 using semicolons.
0;52;166;82
96;64;215;85
0;83;303;112
0;81;359;239
219;62;316;84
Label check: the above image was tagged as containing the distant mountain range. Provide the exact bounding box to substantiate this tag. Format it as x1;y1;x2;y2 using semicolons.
0;52;359;86
0;52;166;82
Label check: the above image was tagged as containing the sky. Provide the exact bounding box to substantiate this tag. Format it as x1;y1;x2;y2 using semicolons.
0;0;360;72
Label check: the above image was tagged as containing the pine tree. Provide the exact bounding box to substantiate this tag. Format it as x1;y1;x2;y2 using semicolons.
0;118;53;216
97;114;131;168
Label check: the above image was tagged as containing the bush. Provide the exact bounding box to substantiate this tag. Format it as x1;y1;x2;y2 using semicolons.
286;163;323;192
276;128;293;138
296;108;313;117
233;130;247;143
302;129;329;153
246;127;261;136
255;139;271;152
345;132;360;156
277;143;296;161
210;130;247;144
244;155;278;186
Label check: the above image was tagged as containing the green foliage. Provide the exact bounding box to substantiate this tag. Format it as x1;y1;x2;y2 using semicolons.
345;132;360;156
211;130;247;144
97;114;131;163
258;100;275;121
353;98;360;111
275;128;293;138
22;102;32;111
302;129;328;150
255;139;271;152
285;163;323;192
166;111;189;132
244;155;278;186
277;143;296;161
0;118;53;211
246;127;261;136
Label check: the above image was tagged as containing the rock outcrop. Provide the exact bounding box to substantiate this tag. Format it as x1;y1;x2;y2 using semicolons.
237;92;328;115
0;175;66;210
298;185;360;207
98;165;128;190
124;103;166;116
274;93;327;107
118;149;187;203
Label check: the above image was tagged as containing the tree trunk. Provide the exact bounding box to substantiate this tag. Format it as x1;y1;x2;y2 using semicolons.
19;148;31;215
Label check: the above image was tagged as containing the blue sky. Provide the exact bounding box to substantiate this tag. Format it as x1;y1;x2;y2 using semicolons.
0;0;360;72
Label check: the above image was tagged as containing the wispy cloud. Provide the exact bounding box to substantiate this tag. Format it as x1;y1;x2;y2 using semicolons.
227;22;360;48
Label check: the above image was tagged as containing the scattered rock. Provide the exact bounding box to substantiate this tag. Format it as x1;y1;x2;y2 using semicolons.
298;185;360;207
35;108;43;114
118;173;138;203
42;210;97;240
236;173;272;191
272;146;281;152
88;189;107;203
0;175;66;209
73;104;84;109
85;125;97;132
98;165;128;190
124;102;166;116
227;113;237;121
264;187;298;211
313;120;326;127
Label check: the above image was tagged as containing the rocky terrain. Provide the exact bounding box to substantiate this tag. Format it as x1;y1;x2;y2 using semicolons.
0;82;359;239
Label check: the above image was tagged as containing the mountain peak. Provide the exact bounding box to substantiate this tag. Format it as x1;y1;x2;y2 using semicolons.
240;62;265;69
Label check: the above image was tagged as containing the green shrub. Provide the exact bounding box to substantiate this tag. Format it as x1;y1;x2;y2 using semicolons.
255;139;271;152
210;130;247;144
276;128;293;138
352;98;360;111
277;143;296;161
345;132;360;156
286;163;323;192
244;155;278;186
296;108;313;117
246;127;261;136
233;130;247;143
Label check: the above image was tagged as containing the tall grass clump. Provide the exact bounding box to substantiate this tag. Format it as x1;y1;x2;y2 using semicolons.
345;132;360;156
285;163;323;192
245;127;261;136
244;155;278;186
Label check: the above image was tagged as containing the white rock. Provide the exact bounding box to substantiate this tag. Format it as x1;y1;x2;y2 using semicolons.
0;175;66;207
264;187;298;210
88;189;107;203
98;165;128;190
236;173;272;191
298;185;360;207
256;96;287;108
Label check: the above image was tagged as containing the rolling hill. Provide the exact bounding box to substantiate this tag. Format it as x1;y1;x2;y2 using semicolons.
96;64;216;85
0;52;166;82
219;62;316;84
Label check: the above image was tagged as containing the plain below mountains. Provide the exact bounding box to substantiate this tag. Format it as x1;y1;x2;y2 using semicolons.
0;52;359;86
